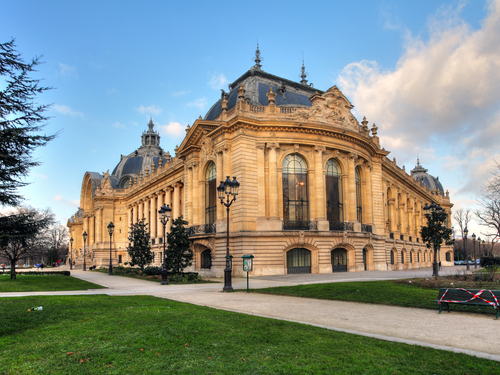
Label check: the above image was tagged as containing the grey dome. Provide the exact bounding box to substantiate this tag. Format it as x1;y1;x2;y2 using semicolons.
205;69;321;121
411;160;444;195
111;119;169;188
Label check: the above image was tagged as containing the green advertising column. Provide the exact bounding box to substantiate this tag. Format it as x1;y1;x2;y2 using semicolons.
242;255;254;293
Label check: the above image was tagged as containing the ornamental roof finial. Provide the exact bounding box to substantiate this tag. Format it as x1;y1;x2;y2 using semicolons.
300;53;308;85
254;40;262;70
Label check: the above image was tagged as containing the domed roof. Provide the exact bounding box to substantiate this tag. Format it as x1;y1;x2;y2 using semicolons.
411;160;444;195
111;119;170;188
205;65;322;121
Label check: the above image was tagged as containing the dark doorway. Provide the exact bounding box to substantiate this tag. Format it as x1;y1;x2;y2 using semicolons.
286;248;311;274
201;249;212;269
331;248;347;272
363;249;367;271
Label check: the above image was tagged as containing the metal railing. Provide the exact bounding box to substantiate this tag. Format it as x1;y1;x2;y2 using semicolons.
329;221;354;231
186;223;217;237
283;220;317;231
361;224;373;233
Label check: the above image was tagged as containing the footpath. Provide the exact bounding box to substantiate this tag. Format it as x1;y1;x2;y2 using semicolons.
2;267;499;362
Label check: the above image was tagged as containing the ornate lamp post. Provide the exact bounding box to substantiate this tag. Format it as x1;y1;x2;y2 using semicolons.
82;231;88;271
422;202;452;278
472;233;477;269
464;227;469;271
478;237;482;264
69;237;74;270
217;176;240;292
158;204;172;285
108;222;115;275
482;239;486;258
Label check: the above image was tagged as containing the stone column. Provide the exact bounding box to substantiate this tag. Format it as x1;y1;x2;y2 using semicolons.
138;200;143;221
365;163;373;225
156;191;163;238
389;199;396;233
268;143;280;220
314;146;326;221
192;163;200;225
165;187;173;232
347;153;357;222
256;144;266;218
173;183;181;221
187;166;193;224
150;195;156;240
216;152;224;220
144;198;150;233
88;216;95;246
96;207;102;244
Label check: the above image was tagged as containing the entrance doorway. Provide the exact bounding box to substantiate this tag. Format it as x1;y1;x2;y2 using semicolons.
331;248;347;272
363;249;367;271
286;248;311;274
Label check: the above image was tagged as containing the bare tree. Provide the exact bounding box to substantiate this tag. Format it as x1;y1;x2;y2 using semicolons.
453;208;472;261
475;161;500;253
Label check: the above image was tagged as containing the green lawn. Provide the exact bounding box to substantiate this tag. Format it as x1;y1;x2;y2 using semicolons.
0;275;105;292
248;280;499;316
0;295;498;374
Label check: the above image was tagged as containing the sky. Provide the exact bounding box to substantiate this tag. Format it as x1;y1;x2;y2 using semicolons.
1;0;498;239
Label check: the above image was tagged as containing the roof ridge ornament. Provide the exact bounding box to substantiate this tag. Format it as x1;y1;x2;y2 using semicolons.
254;41;262;70
300;53;308;85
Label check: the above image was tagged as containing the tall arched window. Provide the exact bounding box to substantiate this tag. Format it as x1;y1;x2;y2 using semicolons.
282;154;309;228
205;161;217;224
326;159;343;223
355;167;362;223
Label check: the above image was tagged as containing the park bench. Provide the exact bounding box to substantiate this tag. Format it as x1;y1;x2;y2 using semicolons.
436;288;500;319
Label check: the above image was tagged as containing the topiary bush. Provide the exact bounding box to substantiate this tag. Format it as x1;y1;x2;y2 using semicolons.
143;266;162;276
480;256;500;268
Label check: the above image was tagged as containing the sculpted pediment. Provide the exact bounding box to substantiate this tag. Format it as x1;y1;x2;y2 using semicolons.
294;86;360;129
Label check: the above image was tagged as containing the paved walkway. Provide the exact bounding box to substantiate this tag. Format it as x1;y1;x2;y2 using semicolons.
2;267;499;362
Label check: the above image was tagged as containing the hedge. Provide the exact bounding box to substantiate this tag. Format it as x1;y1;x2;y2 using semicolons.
480;256;500;268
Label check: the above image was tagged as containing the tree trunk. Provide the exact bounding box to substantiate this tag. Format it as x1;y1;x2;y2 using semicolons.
10;262;16;279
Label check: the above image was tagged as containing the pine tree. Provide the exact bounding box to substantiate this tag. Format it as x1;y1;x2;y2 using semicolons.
166;216;193;275
1;39;57;206
126;219;153;270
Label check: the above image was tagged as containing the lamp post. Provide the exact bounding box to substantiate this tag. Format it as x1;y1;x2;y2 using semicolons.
217;176;240;292
82;231;88;271
69;237;74;270
158;204;172;285
464;227;469;271
478;237;482;264
472;233;477;269
482;239;486;258
108;222;114;275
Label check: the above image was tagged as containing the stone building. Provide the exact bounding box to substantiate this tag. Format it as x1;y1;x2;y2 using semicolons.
68;51;453;276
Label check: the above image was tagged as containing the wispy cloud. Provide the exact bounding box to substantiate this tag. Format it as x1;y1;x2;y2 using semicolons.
338;0;500;197
172;90;190;97
136;105;163;115
54;195;79;207
186;98;207;110
208;73;229;90
157;121;186;138
53;104;84;117
59;63;78;78
33;173;48;180
108;88;119;95
112;122;126;129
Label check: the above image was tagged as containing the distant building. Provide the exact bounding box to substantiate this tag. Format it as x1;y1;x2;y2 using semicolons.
68;49;453;276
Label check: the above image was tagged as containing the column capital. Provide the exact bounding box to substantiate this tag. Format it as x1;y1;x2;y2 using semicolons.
255;142;266;150
314;145;325;153
348;152;358;162
267;142;280;151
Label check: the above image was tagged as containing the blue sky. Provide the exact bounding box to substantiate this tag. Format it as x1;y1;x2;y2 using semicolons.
1;0;498;238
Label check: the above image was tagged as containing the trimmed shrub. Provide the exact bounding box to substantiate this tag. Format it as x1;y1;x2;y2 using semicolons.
480;256;500;268
143;266;162;276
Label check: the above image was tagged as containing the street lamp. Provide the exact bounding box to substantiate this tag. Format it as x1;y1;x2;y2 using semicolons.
108;222;115;275
158;204;172;285
482;239;486;258
472;233;477;269
82;231;88;271
217;176;240;292
69;237;74;270
464;227;469;271
478;237;482;263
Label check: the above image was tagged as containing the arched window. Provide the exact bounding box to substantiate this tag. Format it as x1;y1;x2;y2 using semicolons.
287;248;311;274
356;167;362;223
391;250;395;265
446;252;451;262
326;159;343;223
401;251;405;264
201;249;212;269
282;154;309;228
205;162;217;224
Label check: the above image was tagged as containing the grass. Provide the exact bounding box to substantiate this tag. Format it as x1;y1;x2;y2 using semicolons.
0;275;105;292
249;279;500;317
1;295;498;374
93;267;217;284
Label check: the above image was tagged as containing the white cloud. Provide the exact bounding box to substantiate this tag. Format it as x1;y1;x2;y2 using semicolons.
59;63;78;78
108;88;119;95
186;98;207;110
208;73;229;90
172;90;190;97
157;121;186;138
136;105;163;115
33;173;48;180
53;104;84;117
112;122;126;129
338;0;500;197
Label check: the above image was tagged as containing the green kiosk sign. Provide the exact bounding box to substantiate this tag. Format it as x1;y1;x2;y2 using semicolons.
242;255;254;292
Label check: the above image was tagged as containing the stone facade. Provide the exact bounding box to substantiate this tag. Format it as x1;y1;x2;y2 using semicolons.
68;63;453;276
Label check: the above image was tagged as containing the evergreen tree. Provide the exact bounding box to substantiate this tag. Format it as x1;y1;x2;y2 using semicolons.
1;39;57;206
0;207;54;279
166;216;193;275
126;219;153;270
